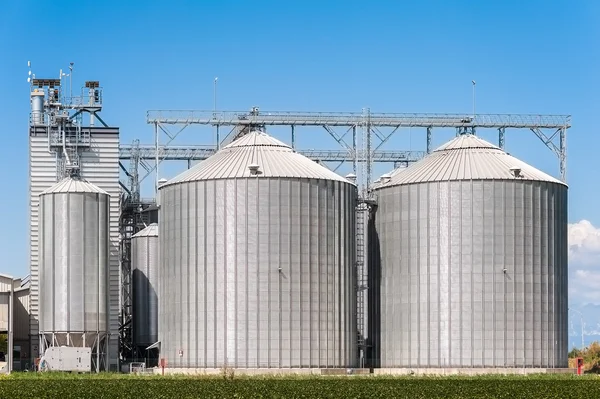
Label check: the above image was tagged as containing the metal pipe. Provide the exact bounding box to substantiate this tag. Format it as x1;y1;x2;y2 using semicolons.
61;123;72;176
89;88;95;127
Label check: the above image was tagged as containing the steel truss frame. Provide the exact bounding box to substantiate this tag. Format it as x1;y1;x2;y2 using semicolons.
118;194;156;365
119;109;570;199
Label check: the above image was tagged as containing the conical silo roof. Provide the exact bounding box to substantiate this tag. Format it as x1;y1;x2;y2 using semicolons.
377;134;565;188
133;223;158;238
40;176;109;195
160;131;354;187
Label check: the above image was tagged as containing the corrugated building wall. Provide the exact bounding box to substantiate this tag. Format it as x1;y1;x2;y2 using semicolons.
29;126;120;369
14;288;30;342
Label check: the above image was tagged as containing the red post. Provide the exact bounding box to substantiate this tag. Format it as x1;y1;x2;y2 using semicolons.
160;358;167;376
576;357;584;375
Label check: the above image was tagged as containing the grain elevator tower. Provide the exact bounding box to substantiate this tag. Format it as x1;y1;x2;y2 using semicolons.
27;63;120;370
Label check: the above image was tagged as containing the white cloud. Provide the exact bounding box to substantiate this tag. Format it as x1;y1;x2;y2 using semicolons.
569;220;600;305
569;220;600;266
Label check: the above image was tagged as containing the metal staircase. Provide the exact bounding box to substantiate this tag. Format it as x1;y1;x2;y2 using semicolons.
356;200;369;367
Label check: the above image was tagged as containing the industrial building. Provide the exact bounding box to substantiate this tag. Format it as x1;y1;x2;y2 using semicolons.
28;72;120;371
0;274;30;372
0;64;571;374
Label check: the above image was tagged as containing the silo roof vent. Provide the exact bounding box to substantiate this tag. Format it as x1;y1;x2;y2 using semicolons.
380;173;392;184
248;163;260;175
345;173;357;183
509;166;522;178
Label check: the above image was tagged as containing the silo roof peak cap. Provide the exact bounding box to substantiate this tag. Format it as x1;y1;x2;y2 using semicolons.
40;176;109;195
223;131;291;149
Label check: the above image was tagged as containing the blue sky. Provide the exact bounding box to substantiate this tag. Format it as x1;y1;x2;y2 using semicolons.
0;1;598;312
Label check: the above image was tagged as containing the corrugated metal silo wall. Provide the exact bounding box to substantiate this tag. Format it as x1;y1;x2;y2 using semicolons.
370;180;568;368
159;178;357;368
132;233;159;347
38;192;110;337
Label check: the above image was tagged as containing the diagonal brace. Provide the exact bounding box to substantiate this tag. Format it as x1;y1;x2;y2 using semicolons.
530;128;561;157
322;125;353;152
373;126;400;153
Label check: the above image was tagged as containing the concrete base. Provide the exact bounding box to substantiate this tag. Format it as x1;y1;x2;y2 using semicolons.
374;367;576;376
150;366;575;376
152;367;372;376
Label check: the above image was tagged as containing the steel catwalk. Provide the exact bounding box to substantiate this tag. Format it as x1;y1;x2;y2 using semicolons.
132;223;159;347
158;131;357;368
38;177;110;350
370;135;568;368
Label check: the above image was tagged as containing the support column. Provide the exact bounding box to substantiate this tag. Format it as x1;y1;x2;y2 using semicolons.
216;125;220;150
96;334;100;373
560;127;566;182
426;127;432;154
105;336;109;372
8;289;13;374
498;127;505;150
291;125;295;149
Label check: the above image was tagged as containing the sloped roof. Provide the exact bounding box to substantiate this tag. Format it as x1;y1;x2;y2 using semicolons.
40;176;109;195
133;223;158;238
161;131;353;187
375;134;565;189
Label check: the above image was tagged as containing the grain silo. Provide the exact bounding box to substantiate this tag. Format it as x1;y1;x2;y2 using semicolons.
370;134;568;369
158;131;357;369
38;176;110;372
132;223;159;351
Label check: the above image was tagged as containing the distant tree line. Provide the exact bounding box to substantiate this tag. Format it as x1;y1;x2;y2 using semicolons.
569;341;600;373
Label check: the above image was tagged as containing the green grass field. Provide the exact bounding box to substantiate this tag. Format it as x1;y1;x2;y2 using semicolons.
1;373;598;398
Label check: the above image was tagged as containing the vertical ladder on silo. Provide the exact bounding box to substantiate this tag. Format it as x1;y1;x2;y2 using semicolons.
355;200;368;367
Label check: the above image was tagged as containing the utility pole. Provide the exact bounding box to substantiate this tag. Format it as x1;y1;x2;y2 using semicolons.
472;80;476;119
214;77;218;149
69;62;74;100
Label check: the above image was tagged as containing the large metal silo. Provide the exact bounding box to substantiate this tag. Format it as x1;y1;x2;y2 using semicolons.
132;223;159;348
159;131;357;369
38;176;110;372
371;134;568;369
